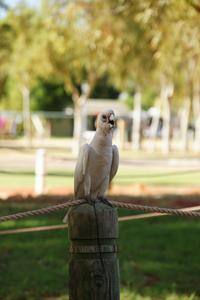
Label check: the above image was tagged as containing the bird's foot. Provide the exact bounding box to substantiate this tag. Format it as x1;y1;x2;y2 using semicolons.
98;196;113;207
85;196;95;206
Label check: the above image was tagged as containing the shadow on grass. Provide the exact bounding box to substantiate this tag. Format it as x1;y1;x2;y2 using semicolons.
119;215;200;299
0;202;200;300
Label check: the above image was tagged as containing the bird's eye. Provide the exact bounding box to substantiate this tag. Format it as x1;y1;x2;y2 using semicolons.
102;115;106;120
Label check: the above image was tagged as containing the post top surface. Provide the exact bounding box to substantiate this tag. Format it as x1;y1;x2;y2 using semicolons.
68;201;118;240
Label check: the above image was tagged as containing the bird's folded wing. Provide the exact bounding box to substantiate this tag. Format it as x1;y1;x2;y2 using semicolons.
74;143;91;195
109;145;119;183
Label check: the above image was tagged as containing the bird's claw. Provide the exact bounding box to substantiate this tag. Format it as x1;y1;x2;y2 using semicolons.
85;196;95;206
98;196;113;207
85;196;113;207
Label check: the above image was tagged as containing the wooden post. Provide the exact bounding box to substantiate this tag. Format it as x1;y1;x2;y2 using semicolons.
22;85;32;145
68;201;120;300
34;148;46;195
132;92;142;150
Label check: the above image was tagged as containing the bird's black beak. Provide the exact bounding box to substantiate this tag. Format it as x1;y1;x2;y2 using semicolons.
108;114;116;128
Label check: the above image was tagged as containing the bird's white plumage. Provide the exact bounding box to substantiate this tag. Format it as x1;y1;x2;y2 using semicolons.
63;110;119;222
109;145;119;184
74;144;90;198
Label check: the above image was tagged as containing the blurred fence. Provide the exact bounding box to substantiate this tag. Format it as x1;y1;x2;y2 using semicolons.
0;111;73;138
0;109;199;153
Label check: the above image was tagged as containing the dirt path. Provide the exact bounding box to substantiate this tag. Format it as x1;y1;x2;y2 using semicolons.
1;184;200;201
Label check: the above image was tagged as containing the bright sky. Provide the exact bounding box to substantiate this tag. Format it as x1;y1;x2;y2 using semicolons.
6;0;39;8
0;0;39;18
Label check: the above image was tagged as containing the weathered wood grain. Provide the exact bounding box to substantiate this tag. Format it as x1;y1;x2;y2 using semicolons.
68;201;120;300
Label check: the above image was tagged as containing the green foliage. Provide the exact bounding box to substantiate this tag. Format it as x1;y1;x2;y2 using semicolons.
1;0;200;112
4;78;22;110
31;79;73;111
122;94;134;111
121;89;157;111
4;8;49;85
1;167;200;189
142;89;158;110
91;76;120;99
30;76;120;112
0;19;14;68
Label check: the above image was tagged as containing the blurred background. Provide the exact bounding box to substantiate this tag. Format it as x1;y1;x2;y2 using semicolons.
1;0;200;300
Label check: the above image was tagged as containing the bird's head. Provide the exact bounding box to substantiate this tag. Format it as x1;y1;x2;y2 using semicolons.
95;110;116;134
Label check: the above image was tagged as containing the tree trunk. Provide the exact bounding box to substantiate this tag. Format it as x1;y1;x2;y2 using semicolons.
179;98;191;151
161;83;173;154
193;80;200;152
194;116;200;152
116;119;126;150
22;85;31;145
162;98;171;154
132;92;142;150
69;78;96;155
148;105;160;151
73;95;87;155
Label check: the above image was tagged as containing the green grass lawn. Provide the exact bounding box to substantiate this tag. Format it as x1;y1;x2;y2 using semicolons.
1;145;200;160
115;168;200;186
0;168;200;189
0;170;74;189
0;201;200;300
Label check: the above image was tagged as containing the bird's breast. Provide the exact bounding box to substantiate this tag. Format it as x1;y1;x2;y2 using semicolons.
88;149;112;174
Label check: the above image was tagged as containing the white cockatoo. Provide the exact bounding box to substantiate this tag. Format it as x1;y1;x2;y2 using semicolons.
63;110;119;222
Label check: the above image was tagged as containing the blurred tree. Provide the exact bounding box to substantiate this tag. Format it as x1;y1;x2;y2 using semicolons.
0;15;19;103
1;7;51;141
105;0;200;152
186;0;200;13
97;0;159;149
153;0;200;151
31;79;73;111
0;0;200;153
0;18;14;106
0;0;8;10
30;77;120;112
41;0;124;150
91;76;120;99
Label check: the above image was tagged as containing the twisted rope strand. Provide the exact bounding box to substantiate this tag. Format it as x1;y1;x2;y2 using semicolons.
0;199;85;223
1;199;200;224
111;201;200;218
2;205;200;236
